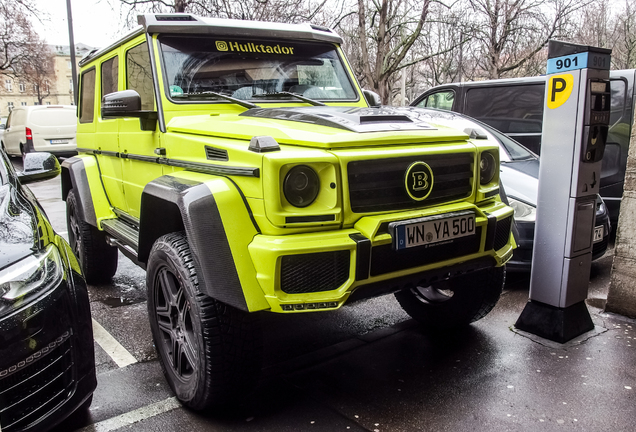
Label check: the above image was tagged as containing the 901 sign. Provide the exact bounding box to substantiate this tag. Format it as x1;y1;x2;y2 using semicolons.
555;56;578;70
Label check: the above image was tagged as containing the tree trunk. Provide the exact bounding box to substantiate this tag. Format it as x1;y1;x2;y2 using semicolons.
607;105;636;318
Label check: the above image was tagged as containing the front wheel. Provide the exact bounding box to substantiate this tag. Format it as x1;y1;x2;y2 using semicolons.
146;232;262;410
395;266;505;330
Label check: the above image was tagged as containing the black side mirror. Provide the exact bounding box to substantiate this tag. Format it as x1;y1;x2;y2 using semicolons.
102;90;157;131
363;89;382;107
18;152;61;184
0;124;5;130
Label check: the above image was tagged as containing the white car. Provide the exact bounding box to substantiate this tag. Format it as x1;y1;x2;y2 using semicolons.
1;105;77;158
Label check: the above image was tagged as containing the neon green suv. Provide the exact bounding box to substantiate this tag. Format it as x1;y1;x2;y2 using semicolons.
63;14;515;409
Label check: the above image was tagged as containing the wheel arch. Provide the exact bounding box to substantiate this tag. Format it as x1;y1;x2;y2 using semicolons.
61;156;99;226
139;174;267;312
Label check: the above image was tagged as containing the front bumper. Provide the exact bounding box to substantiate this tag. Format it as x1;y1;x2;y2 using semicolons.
0;244;96;432
249;200;515;312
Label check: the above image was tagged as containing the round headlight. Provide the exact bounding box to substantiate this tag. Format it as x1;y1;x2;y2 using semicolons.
480;152;497;185
284;165;320;207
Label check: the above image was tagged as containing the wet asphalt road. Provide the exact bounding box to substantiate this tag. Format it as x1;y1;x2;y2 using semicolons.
14;158;635;431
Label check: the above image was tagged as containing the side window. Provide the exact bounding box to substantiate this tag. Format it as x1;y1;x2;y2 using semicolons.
101;56;119;97
126;43;155;111
464;85;544;133
420;91;455;110
79;68;96;123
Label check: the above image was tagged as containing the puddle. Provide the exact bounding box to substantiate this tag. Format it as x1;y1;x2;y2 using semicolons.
101;296;145;308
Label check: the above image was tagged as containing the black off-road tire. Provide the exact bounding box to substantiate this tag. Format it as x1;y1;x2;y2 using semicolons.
66;188;118;284
146;232;262;410
395;266;505;330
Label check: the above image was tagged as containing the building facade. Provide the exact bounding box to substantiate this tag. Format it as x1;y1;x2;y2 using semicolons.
0;43;95;117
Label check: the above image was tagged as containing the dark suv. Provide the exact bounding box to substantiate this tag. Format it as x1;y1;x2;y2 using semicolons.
411;70;636;225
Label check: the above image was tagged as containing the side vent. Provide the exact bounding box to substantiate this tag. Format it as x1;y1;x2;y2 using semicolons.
205;146;229;161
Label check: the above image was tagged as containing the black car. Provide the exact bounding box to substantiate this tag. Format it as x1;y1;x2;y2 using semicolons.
0;151;96;431
401;107;611;271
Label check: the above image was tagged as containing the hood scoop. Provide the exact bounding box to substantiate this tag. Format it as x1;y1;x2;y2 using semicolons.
239;106;437;133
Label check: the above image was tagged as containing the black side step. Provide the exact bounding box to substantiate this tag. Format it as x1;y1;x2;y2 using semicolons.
101;219;145;269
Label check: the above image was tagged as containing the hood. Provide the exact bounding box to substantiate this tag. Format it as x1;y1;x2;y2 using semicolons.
167;106;470;149
500;159;539;205
0;183;38;270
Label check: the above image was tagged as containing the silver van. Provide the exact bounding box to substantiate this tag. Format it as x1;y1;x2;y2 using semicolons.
411;70;636;225
1;105;77;158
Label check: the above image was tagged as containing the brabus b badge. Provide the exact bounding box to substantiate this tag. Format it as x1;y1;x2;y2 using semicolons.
404;161;434;201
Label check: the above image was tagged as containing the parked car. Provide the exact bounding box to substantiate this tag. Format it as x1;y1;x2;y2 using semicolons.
403;107;610;271
410;70;635;226
0;150;96;431
0;116;7;144
63;13;515;410
1;105;78;158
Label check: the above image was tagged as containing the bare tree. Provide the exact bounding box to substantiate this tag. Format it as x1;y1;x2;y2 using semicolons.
354;0;454;104
21;43;55;105
467;0;588;79
611;0;636;69
0;0;41;75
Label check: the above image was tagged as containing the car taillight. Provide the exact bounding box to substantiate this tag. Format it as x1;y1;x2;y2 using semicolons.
25;127;33;140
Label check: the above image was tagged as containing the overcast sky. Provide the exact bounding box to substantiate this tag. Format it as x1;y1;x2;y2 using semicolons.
31;0;132;49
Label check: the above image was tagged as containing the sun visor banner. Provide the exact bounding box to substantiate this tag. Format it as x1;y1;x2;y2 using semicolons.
215;40;295;55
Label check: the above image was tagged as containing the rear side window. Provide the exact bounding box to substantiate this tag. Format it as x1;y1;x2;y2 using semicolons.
79;68;96;123
464;84;544;133
101;56;119;97
417;91;455;110
126;43;155;111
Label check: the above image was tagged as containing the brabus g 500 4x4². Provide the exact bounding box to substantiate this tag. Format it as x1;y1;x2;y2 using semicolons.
62;14;515;409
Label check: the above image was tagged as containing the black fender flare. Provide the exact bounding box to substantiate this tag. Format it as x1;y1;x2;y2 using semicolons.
139;175;255;311
61;156;98;227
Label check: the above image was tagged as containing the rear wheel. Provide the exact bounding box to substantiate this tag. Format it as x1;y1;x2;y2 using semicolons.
146;232;262;410
66;189;118;284
395;266;505;330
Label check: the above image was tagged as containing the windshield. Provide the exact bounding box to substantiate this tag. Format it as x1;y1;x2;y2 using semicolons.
159;35;357;103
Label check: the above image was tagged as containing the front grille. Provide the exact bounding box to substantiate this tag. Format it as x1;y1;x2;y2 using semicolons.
370;227;482;276
281;250;350;294
593;236;609;258
348;153;473;213
0;332;74;431
494;216;513;250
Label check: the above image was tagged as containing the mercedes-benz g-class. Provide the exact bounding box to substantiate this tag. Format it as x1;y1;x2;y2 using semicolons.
63;14;515;409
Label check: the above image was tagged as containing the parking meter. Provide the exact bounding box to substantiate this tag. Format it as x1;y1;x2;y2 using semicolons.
515;41;611;343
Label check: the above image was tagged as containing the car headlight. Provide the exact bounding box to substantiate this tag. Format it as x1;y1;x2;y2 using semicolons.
596;196;606;216
283;165;320;207
0;244;64;306
508;196;536;222
479;151;497;185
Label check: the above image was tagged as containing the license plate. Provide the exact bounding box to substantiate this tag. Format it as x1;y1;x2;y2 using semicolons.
390;212;476;250
593;225;604;243
50;139;68;144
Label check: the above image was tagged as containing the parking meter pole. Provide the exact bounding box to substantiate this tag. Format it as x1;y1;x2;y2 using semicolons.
515;41;612;343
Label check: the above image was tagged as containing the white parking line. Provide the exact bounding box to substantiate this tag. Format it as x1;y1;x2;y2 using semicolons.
77;397;181;432
92;318;137;368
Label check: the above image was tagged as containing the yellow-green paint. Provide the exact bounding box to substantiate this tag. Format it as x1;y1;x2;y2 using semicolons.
74;26;516;315
167;171;270;312
75;155;118;226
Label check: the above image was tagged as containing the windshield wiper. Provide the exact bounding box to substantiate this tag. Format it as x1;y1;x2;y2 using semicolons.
253;91;325;106
171;91;260;110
